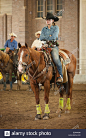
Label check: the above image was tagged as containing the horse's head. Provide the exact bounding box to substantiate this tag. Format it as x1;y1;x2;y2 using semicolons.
18;43;30;73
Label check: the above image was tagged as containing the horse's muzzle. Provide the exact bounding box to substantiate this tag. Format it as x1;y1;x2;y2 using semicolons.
18;64;23;73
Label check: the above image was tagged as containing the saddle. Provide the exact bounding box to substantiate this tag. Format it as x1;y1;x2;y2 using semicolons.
40;44;70;65
59;49;70;65
39;45;70;84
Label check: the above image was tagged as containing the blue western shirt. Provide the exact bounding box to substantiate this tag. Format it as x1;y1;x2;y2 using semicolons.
40;25;59;41
4;39;17;50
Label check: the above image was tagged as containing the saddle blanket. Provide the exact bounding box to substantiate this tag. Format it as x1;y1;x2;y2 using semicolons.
59;49;71;65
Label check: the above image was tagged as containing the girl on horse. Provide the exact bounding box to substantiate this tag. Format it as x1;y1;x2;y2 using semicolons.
40;12;63;83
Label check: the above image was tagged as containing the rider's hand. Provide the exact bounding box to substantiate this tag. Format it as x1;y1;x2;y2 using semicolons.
6;47;10;53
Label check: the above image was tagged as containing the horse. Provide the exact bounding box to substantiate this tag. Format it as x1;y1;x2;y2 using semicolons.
17;43;76;120
0;50;21;90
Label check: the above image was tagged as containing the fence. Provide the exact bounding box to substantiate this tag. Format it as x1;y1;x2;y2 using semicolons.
74;58;86;84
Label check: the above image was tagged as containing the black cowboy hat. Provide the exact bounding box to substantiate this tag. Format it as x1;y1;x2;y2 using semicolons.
42;12;59;22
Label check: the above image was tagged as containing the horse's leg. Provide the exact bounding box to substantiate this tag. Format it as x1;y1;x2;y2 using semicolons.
9;70;12;90
56;85;64;114
17;72;22;90
65;73;73;111
2;73;6;90
17;79;21;90
30;81;42;120
43;80;50;120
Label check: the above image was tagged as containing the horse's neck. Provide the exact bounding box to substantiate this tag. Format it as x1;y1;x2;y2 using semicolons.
29;48;44;72
29;48;40;65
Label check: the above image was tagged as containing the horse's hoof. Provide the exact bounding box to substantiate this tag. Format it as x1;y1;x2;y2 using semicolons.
65;110;70;114
29;89;32;91
9;89;12;91
35;114;41;120
58;114;61;118
43;113;50;120
56;108;62;114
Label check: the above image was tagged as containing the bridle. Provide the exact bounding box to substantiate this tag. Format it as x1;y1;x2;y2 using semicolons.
18;48;49;84
18;48;35;68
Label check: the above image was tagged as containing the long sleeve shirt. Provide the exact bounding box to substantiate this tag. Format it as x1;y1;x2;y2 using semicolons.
31;38;43;48
4;39;17;50
40;25;59;41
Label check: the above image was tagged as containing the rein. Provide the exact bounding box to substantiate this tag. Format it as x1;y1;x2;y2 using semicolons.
27;56;41;83
25;50;49;84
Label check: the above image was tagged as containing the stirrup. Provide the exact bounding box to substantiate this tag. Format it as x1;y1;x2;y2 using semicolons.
56;75;63;83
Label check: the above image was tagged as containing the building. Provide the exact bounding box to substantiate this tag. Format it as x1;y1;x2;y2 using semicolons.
0;0;86;82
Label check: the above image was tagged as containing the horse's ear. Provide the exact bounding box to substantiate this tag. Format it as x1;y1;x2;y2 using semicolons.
18;43;21;48
25;43;28;48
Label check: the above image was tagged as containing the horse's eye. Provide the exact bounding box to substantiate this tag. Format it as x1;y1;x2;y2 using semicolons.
25;54;28;57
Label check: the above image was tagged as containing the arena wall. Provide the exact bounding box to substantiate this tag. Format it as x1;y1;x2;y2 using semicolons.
0;0;79;59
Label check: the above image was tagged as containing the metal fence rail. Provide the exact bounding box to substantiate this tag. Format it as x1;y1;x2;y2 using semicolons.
76;58;86;74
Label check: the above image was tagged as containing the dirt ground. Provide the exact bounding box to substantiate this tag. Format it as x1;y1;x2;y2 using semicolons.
0;84;86;129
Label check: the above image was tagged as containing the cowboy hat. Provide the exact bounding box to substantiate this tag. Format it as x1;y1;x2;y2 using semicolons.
42;12;59;22
35;31;41;37
9;32;17;38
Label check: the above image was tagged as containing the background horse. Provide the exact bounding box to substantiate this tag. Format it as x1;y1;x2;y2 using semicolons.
0;50;15;90
18;43;76;120
0;50;21;90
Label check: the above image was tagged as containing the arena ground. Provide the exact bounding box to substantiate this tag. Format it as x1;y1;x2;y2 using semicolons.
0;84;86;129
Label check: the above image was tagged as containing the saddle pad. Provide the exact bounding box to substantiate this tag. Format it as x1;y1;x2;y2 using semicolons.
59;50;70;65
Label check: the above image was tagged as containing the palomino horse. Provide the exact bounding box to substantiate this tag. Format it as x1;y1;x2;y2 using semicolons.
0;50;21;90
18;43;76;120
